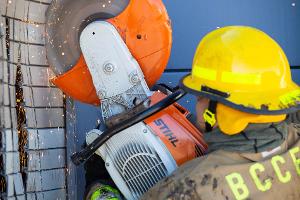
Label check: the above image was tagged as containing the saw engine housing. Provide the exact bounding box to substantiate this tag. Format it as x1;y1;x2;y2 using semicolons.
86;92;207;200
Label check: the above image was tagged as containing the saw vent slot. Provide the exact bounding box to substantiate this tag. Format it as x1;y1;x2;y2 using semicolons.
112;143;166;198
102;125;176;200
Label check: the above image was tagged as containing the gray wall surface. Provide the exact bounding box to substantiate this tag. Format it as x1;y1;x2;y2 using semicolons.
1;0;68;199
74;1;300;199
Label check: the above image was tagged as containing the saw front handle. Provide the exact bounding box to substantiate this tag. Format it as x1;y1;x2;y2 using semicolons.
71;89;186;165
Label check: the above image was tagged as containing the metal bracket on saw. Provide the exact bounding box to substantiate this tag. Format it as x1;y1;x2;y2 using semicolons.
80;21;152;121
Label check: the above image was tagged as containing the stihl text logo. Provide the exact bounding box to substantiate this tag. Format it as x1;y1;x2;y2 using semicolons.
154;119;179;147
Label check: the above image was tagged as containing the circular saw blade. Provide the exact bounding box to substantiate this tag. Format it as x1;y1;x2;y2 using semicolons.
46;0;129;75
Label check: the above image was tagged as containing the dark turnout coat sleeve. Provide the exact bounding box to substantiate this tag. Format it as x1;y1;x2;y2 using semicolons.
141;123;300;200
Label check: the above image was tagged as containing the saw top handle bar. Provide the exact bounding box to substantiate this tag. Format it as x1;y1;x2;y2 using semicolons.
71;88;186;166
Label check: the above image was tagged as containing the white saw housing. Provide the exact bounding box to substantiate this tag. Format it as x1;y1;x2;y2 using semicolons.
86;122;178;200
80;21;152;120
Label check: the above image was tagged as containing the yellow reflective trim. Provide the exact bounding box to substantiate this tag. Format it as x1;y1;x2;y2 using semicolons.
289;147;300;176
225;172;250;200
279;90;300;106
221;71;261;85
193;66;217;81
249;163;272;192
271;155;291;183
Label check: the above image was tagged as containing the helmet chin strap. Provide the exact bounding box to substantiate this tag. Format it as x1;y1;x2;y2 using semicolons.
203;100;217;132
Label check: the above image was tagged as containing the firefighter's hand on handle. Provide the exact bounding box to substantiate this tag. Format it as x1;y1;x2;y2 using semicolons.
70;88;186;166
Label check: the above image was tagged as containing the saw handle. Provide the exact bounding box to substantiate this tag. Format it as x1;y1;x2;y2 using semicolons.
71;88;186;165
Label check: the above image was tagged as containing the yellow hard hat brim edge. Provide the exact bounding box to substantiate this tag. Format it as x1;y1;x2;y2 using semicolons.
179;73;300;115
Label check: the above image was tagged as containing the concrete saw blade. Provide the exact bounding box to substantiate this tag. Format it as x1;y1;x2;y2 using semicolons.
45;0;129;76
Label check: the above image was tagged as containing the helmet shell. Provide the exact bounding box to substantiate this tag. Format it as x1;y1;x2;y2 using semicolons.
181;26;300;115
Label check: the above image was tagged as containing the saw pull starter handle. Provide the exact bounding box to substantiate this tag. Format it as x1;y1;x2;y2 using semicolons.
71;89;186;166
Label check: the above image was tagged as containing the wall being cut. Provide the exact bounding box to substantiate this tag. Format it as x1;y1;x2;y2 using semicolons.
0;0;70;199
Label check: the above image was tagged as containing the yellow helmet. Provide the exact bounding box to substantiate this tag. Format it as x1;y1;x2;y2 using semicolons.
180;26;300;134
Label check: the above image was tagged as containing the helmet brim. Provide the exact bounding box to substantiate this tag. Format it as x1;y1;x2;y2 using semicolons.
180;73;300;115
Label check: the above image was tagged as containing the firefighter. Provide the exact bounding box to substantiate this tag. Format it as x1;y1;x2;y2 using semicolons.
142;26;300;200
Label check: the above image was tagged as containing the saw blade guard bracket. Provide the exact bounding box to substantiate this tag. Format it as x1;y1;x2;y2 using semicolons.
46;0;172;105
80;21;152;120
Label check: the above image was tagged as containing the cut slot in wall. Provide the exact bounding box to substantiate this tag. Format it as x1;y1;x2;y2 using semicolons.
16;50;28;190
